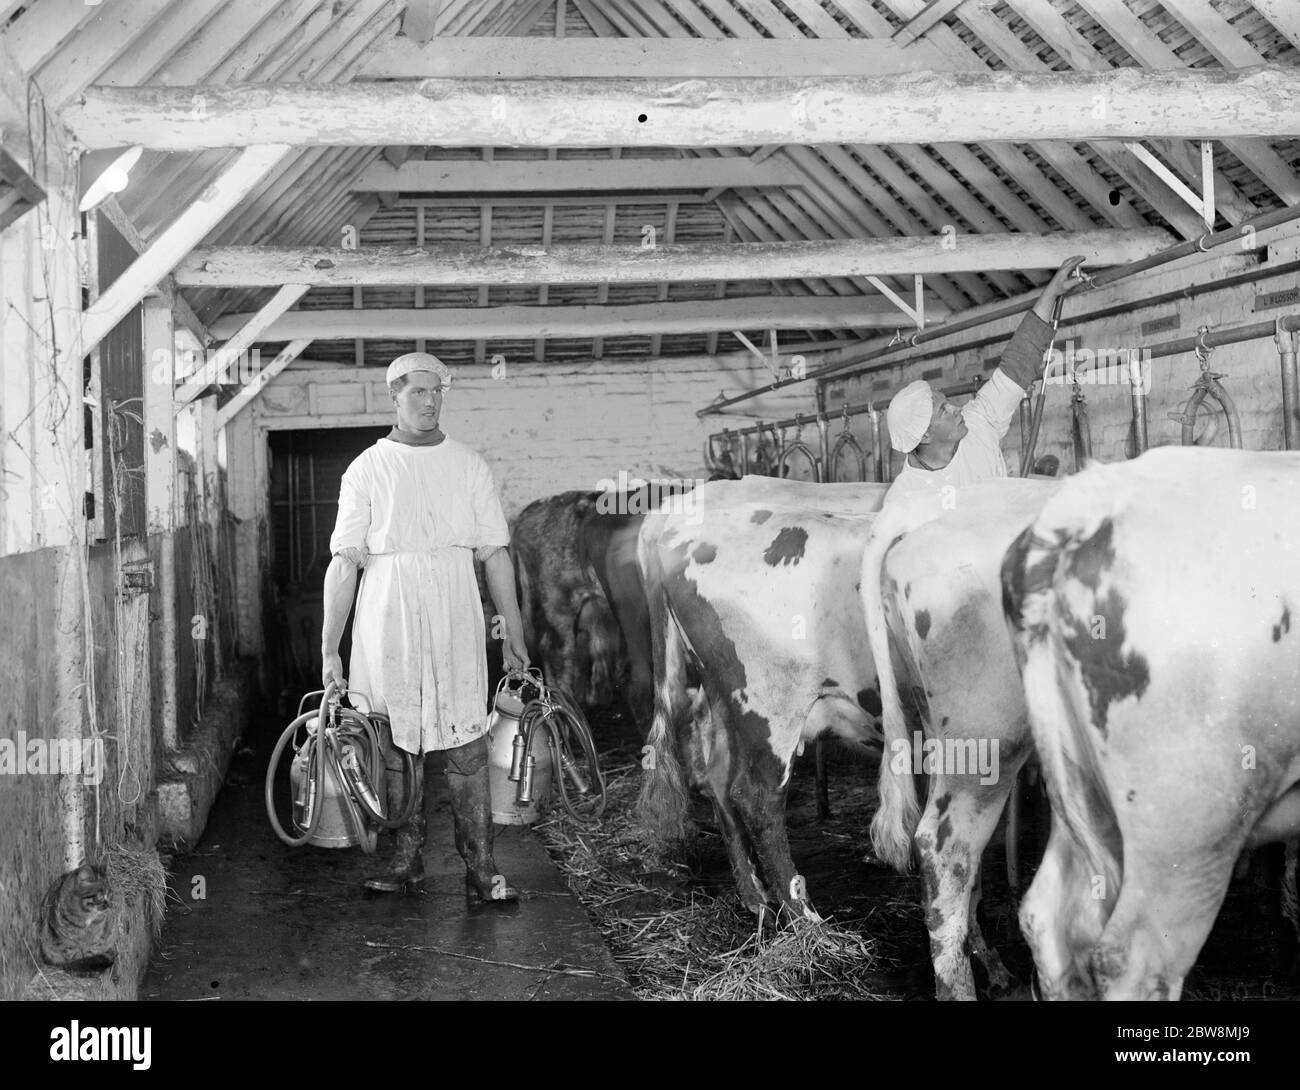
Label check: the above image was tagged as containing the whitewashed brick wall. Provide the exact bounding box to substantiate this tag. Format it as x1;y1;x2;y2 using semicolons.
251;353;814;520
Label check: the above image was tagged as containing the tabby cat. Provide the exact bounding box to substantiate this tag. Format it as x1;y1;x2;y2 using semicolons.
39;863;117;973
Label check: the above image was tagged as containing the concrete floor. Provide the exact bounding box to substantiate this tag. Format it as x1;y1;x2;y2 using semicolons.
143;720;633;1001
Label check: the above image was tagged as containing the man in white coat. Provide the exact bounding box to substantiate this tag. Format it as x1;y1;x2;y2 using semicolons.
322;352;530;899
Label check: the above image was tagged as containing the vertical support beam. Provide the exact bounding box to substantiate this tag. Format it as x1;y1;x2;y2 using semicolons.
414;204;426;354
353;283;364;366
1276;322;1299;451
142;297;180;751
475;196;491;365
591;195;618;360
649;200;678;358
1201;140;1216;230
534;151;556;363
142;299;177;533
226;395;264;660
706;220;733;357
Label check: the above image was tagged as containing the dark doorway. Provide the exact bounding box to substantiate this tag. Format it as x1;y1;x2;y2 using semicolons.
265;426;387;713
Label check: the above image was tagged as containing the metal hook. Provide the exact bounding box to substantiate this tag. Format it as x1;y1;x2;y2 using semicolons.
1194;324;1214;371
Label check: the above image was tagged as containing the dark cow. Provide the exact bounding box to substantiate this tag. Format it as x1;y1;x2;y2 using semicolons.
513;491;653;730
637;478;896;922
1002;447;1300;1000
860;478;1061;999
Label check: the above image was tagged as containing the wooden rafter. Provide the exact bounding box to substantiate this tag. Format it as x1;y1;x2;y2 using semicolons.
176;230;1168;288
80;144;290;361
65;68;1300;150
209;296;958;342
352;156;805;192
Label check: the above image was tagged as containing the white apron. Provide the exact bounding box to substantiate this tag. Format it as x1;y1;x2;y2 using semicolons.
328;437;511;754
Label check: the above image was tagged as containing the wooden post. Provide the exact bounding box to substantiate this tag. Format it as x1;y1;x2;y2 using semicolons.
142;297;180;751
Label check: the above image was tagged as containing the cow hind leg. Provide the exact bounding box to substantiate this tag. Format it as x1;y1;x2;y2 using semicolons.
1019;818;1109;1000
1091;853;1236;1001
730;761;820;923
967;869;1014;995
710;794;770;915
915;775;1013;1000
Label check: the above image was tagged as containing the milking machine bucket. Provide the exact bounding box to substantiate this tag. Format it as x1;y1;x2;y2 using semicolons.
487;668;553;825
266;683;415;853
287;714;379;849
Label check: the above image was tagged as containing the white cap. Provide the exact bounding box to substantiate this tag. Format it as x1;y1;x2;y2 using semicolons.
886;380;935;453
386;351;451;388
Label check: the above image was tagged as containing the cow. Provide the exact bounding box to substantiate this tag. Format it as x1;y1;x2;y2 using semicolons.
637;476;904;925
1000;447;1300;1000
512;491;653;731
860;478;1061;999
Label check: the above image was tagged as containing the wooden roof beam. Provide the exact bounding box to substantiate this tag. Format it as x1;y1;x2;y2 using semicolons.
352;156;805;193
1075;0;1300;205
80;144;290;359
209;296;959;342
175;283;309;408
68;68;1300;150
176;230;1171;288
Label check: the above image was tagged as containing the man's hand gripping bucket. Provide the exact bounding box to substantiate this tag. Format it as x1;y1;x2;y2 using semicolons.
488;668;608;825
265;681;418;851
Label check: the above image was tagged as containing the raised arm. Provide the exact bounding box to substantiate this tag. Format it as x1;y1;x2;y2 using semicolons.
999;256;1086;391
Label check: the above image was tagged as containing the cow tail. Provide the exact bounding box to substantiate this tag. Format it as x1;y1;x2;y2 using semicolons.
634;520;692;846
863;506;921;873
1004;499;1122;957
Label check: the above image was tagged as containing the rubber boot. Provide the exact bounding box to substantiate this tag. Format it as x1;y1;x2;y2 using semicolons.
445;738;518;903
363;752;427;893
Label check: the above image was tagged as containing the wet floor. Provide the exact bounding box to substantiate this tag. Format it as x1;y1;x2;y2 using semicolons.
143;715;632;1001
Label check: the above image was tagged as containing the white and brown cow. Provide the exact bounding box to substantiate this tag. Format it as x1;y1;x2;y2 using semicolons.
636;477;891;922
1001;447;1300;1000
860;478;1061;999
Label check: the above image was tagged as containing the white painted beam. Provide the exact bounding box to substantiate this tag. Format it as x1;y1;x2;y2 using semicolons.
209;296;957;341
175;284;309;408
62;68;1300;150
215;339;313;428
78;145;289;360
175;229;1172;288
352;156;804;192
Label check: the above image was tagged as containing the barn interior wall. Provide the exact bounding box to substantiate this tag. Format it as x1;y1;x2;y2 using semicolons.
253;355;814;518
0;547;66;1000
230;354;811;682
824;224;1300;474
